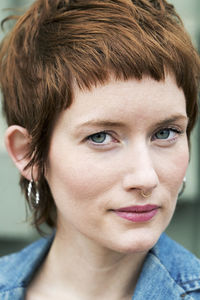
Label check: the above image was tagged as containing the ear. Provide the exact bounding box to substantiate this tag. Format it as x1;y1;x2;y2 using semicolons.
5;125;34;181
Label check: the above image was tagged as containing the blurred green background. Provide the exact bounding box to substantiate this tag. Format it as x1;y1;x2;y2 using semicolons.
0;0;200;257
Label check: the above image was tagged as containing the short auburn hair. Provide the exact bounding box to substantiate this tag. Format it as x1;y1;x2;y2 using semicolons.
0;0;200;232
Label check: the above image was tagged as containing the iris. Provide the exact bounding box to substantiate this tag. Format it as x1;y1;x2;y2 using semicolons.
155;129;171;139
90;132;107;143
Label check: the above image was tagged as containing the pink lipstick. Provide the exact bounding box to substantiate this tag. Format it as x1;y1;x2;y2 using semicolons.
114;205;159;223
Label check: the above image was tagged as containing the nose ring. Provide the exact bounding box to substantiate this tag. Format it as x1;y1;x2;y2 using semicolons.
141;190;152;198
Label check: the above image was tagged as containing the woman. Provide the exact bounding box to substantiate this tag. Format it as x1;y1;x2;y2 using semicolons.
0;0;200;299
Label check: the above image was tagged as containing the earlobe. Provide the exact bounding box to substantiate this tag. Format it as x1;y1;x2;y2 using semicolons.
5;125;32;181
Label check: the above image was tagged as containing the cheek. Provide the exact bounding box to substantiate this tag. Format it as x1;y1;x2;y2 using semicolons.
159;143;189;193
46;149;119;205
172;147;189;180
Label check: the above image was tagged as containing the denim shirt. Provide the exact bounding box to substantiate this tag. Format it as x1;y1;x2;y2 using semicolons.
0;233;200;300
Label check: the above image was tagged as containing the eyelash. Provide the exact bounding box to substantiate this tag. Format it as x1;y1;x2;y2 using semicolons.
86;127;183;147
151;127;183;143
86;130;116;146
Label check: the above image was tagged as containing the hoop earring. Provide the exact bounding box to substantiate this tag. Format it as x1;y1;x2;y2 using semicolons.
27;180;40;208
178;177;186;197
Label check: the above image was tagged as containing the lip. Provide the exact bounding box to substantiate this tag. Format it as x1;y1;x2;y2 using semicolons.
113;205;159;223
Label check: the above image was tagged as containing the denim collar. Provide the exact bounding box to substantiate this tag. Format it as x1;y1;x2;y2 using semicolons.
0;233;200;300
0;234;53;300
133;234;200;299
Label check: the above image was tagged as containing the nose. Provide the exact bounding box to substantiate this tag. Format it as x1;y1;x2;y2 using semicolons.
122;145;159;194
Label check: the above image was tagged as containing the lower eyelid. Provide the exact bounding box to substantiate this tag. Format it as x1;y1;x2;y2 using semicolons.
156;132;184;144
151;129;182;143
86;133;120;148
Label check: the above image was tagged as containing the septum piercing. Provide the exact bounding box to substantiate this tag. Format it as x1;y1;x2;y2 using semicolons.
140;190;152;198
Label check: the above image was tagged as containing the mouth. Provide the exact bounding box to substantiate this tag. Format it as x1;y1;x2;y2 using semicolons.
112;205;159;223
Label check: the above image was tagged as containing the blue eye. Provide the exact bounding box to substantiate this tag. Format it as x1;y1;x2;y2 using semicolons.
89;132;107;143
155;129;171;139
154;128;181;141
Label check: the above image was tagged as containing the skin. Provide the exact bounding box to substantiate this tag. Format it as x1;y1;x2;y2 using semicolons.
46;73;188;254
7;73;189;300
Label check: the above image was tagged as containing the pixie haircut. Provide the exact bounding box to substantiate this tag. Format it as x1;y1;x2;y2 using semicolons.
0;0;200;231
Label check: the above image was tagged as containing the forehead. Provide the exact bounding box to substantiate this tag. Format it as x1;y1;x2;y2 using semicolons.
56;74;186;130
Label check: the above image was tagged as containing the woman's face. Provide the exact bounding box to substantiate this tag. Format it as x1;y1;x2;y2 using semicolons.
46;74;189;254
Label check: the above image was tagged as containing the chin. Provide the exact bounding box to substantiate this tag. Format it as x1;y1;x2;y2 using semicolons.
110;231;161;254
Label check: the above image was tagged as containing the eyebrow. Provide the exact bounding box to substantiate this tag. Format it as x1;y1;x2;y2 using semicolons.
75;120;126;130
153;115;188;128
75;114;188;130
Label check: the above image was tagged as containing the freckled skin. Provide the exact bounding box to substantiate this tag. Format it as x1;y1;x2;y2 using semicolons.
46;74;189;254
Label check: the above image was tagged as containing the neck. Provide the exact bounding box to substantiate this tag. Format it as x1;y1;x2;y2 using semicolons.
31;227;147;300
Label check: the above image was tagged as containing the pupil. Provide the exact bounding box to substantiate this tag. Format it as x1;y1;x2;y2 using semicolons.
91;133;106;143
156;130;170;139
